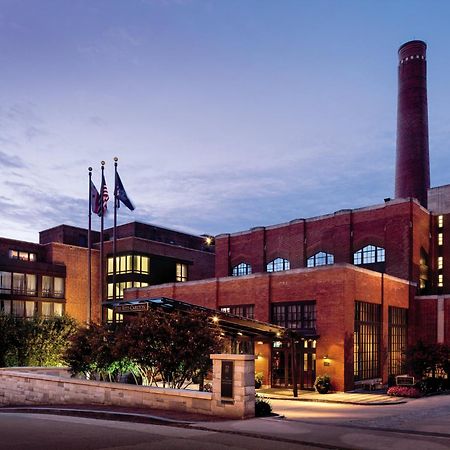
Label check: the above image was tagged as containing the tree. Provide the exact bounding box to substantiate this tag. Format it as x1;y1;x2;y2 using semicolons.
65;308;223;388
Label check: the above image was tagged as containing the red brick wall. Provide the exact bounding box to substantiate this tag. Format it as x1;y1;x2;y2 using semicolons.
215;200;430;290
129;264;411;391
45;243;101;324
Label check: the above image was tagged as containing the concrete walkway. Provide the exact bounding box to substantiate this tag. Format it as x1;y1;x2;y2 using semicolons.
256;388;407;405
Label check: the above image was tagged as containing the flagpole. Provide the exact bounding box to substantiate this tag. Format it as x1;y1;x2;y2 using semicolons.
113;157;118;312
100;161;105;320
87;167;93;324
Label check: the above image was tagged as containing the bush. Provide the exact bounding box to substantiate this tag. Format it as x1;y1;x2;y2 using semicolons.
255;395;272;416
416;377;448;394
387;386;422;398
255;372;263;389
65;309;223;388
0;314;77;367
314;374;331;394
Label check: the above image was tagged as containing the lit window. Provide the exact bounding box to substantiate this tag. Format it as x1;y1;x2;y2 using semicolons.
267;258;290;272
307;251;334;268
0;271;12;294
220;304;254;319
9;250;36;262
354;245;385;265
107;254;150;274
176;263;188;282
438;257;443;270
232;262;252;276
438;215;444;228
438;274;444;287
438;233;444;246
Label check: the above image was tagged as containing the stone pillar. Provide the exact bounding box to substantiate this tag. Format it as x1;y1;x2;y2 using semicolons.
210;354;255;419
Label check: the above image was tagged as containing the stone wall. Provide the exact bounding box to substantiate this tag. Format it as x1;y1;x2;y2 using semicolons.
0;355;255;419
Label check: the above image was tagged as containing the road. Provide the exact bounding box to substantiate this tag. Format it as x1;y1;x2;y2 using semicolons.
0;395;449;449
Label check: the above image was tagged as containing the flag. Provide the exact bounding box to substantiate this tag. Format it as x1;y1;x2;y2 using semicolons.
115;171;135;211
90;180;100;215
98;172;109;217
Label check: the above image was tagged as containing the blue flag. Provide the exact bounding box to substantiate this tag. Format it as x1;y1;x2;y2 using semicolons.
115;171;135;211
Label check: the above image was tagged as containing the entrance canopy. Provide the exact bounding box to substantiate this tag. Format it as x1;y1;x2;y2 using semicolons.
107;296;305;340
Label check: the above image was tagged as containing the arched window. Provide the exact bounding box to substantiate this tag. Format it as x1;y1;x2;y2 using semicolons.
307;251;334;268
232;262;252;276
353;245;385;265
267;257;290;272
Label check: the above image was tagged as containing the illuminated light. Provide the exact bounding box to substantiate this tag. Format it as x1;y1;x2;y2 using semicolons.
438;257;443;270
438;274;444;287
438;215;444;228
438;233;444;246
237;332;243;336
257;341;264;345
276;332;281;337
212;316;219;323
273;341;282;348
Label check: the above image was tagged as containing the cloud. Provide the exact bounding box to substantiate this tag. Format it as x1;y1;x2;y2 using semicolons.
0;151;26;169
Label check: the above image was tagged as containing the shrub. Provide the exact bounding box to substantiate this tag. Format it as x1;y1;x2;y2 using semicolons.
387;386;422;398
255;372;264;389
0;314;77;368
314;374;331;394
416;377;448;394
255;395;272;416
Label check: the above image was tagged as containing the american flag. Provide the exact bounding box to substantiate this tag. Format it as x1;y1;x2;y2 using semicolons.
98;172;109;217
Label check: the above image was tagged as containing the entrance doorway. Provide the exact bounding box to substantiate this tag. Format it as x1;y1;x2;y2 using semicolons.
271;339;316;390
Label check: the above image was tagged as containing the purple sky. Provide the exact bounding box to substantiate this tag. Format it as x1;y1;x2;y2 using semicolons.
2;0;450;242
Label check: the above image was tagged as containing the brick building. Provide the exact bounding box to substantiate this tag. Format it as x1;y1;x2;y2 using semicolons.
0;222;215;324
122;40;450;391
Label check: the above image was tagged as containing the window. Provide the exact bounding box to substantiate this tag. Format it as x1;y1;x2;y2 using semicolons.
41;276;64;298
9;250;36;262
0;271;11;294
438;274;443;288
42;302;64;317
354;301;381;381
438;257;443;270
176;263;188;282
220;304;254;319
11;300;36;317
307;252;334;268
353;245;385;265
271;302;316;330
12;273;36;296
107;281;149;300
232;262;252;276
388;307;407;376
438;233;443;246
107;254;150;275
267;258;290;272
438;215;444;228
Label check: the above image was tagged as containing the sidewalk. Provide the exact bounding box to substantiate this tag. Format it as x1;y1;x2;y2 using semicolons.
256;388;407;405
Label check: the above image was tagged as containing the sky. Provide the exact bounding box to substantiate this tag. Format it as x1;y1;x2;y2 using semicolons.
2;0;450;242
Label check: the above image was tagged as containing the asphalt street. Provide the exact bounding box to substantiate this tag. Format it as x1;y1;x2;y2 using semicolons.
0;395;449;449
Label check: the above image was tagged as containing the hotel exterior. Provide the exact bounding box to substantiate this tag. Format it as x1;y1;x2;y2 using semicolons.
1;40;449;391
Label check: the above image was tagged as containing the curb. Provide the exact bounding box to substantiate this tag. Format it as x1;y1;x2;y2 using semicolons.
258;395;407;406
0;406;195;424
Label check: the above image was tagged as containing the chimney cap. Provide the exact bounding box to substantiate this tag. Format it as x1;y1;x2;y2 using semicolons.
398;40;427;59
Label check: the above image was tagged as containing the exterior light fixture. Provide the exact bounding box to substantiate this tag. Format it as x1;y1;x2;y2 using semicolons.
212;316;219;323
237;332;243;336
257;341;264;345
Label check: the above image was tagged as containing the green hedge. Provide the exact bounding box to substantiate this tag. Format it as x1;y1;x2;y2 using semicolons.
0;314;77;367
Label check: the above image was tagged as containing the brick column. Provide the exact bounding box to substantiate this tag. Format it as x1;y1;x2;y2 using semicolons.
210;354;255;419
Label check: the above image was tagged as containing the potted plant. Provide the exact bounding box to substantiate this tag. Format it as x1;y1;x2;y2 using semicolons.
314;374;331;394
255;372;264;389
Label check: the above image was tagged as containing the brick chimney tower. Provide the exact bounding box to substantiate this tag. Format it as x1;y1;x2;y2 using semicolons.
395;40;430;207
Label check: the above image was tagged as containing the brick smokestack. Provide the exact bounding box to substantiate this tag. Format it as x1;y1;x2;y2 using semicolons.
395;40;430;207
